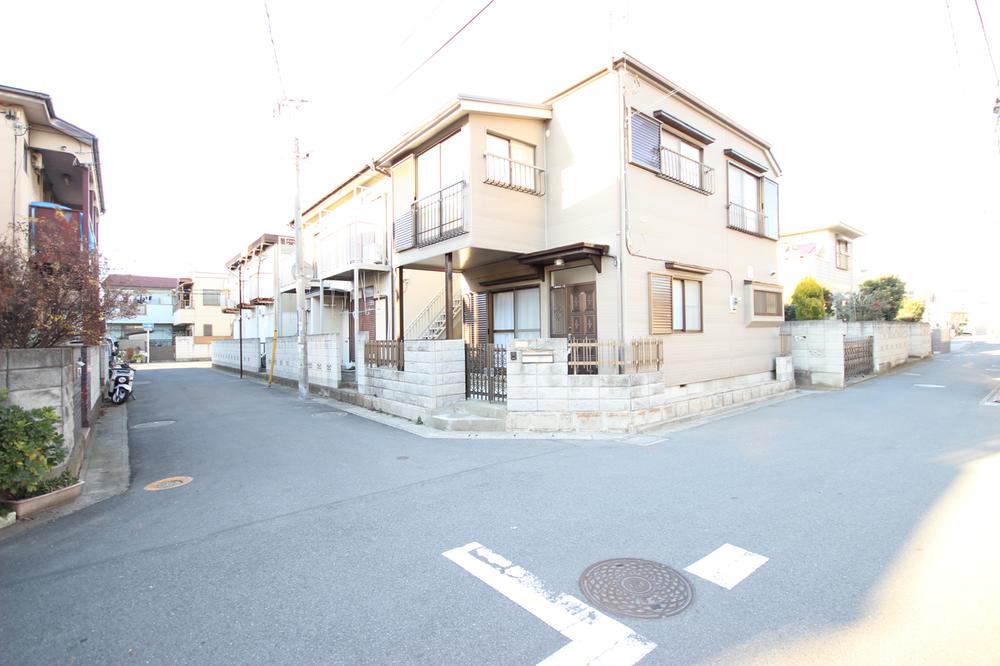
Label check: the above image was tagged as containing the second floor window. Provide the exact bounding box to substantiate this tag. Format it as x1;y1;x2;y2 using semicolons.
202;290;222;306
485;134;538;193
416;131;465;200
629;111;714;194
727;165;779;240
660;130;702;190
836;240;851;270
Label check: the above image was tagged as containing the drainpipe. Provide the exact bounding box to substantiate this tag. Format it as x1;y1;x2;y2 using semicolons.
616;65;627;346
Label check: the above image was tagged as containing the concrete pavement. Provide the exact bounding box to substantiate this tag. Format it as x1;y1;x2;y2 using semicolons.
1;345;999;664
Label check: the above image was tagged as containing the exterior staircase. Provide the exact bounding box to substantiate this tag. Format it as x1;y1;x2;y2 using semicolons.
405;288;463;340
427;400;507;432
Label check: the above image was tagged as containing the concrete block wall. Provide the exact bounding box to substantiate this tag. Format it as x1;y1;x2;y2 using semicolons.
211;339;259;373
908;322;932;358
361;339;465;422
213;335;341;390
1;347;79;469
781;321;848;388
176;336;212;361
847;321;909;372
506;339;793;433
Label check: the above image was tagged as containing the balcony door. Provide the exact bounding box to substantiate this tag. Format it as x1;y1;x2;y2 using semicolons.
415;131;467;244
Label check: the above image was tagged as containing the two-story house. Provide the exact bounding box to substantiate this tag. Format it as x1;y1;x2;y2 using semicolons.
777;222;865;296
104;274;177;360
174;271;235;341
1;84;103;256
225;233;298;362
381;54;784;390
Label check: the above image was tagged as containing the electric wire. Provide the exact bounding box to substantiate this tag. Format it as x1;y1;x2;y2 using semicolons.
262;0;287;101
973;0;1000;89
387;0;497;95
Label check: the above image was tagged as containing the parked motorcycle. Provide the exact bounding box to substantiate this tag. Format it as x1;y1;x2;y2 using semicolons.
108;357;135;405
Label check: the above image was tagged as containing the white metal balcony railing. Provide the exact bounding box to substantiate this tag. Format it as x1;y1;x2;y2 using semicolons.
727;202;777;239
658;147;714;194
317;222;386;276
483;153;544;195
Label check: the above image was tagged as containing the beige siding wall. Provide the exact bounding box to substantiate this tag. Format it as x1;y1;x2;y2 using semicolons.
0;105;41;249
466;113;546;254
621;70;782;385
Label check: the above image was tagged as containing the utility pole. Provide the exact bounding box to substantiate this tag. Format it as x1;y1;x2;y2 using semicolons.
293;136;309;399
238;263;244;379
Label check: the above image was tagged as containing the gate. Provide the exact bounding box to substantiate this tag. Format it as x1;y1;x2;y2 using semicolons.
844;336;874;380
466;342;507;402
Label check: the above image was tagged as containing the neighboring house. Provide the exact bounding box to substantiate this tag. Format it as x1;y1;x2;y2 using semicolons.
293;167;442;367
380;53;784;388
0;84;104;255
104;274;177;360
174;271;235;341
777;222;865;295
225;233;298;361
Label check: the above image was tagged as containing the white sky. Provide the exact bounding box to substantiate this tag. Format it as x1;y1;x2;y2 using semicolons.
3;0;998;311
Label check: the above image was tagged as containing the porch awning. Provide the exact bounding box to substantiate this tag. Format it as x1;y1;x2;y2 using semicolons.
516;242;610;273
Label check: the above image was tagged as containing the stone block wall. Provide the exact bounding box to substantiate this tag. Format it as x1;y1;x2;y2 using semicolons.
211;339;259;373
908;322;932;358
506;339;793;433
361;339;465;422
781;321;848;388
212;335;341;389
175;336;212;361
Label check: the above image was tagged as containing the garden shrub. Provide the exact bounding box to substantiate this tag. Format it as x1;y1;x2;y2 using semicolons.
0;389;66;500
789;277;826;320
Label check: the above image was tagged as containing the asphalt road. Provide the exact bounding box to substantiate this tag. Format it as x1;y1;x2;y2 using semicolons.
2;342;999;665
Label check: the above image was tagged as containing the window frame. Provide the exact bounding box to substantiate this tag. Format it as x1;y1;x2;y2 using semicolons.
203;323;213;337
415;130;465;200
485;132;537;191
202;289;222;306
490;285;541;344
726;163;779;240
752;289;782;317
836;239;851;271
628;110;713;195
648;273;703;334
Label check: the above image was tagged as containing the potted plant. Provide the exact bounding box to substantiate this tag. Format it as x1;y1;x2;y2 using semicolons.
0;389;83;519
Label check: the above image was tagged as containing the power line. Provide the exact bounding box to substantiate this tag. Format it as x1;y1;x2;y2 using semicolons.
263;0;287;100
388;0;497;94
973;0;1000;89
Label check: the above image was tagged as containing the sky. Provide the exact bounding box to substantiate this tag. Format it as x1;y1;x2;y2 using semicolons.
2;0;998;313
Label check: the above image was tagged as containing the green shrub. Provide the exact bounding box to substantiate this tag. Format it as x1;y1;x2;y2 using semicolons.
859;275;906;321
0;390;66;500
790;277;826;320
897;297;925;322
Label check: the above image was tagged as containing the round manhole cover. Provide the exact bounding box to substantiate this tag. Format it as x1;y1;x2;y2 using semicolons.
579;558;693;619
144;476;193;491
131;420;176;430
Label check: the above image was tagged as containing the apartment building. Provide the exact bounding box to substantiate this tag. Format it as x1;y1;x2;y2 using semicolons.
380;54;785;390
104;274;177;360
778;222;865;295
1;84;103;255
174;271;235;340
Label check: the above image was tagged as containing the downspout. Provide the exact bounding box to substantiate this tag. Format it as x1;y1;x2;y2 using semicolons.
616;64;627;346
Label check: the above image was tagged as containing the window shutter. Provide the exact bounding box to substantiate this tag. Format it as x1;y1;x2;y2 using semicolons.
630;112;661;172
649;273;672;335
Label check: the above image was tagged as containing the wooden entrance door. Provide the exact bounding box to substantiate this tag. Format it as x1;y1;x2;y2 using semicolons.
567;283;597;338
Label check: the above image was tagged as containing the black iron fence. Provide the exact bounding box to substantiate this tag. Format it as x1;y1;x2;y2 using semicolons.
413;181;466;248
466;342;507;402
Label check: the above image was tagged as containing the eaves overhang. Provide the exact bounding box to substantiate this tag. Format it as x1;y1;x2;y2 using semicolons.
374;95;552;168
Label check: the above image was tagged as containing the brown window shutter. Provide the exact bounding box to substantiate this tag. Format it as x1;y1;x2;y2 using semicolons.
649;273;673;335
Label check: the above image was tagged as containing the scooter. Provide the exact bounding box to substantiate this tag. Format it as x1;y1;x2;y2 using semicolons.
108;358;135;405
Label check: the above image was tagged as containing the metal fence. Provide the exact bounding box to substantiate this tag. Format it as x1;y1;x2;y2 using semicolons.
364;339;402;369
484;154;545;195
659;147;715;194
844;336;874;379
567;338;664;375
466;342;507;402
413;181;466;247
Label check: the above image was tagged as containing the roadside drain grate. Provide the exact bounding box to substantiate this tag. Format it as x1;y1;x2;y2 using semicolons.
579;558;693;619
131;420;176;430
144;476;193;491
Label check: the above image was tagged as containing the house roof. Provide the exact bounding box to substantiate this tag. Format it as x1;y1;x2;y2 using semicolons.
781;222;865;240
225;233;294;270
0;84;106;213
104;274;177;290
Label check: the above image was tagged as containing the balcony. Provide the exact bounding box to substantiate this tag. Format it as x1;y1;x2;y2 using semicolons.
727;202;777;239
658;147;714;194
396;181;467;251
483;154;544;195
317;222;387;280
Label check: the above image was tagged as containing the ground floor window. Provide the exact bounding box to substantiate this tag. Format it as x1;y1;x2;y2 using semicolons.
753;290;782;316
492;286;540;347
673;278;703;331
649;272;702;333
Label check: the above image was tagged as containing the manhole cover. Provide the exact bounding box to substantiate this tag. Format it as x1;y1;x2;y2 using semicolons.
144;476;193;491
131;420;176;430
579;558;693;618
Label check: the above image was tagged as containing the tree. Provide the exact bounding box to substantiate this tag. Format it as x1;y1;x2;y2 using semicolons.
789;277;826;320
858;275;906;321
0;221;142;348
897;297;925;322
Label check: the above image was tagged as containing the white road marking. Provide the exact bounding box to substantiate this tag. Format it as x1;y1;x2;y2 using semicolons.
901;372;921;376
442;542;656;666
629;435;669;447
684;543;768;590
914;384;946;389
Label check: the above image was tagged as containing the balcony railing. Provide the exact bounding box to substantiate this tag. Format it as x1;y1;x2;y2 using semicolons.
727;202;776;239
410;181;466;249
659;147;714;194
317;222;385;276
483;154;544;195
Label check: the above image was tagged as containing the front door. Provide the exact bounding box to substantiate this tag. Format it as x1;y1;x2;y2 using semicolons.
567;282;597;338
